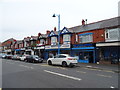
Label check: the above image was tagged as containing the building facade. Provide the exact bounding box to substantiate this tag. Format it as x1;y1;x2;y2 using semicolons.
1;17;119;64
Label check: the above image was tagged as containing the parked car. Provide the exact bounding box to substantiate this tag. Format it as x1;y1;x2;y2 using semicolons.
111;59;120;64
5;54;13;59
20;54;29;61
47;54;78;67
26;55;43;63
0;53;7;59
12;55;21;60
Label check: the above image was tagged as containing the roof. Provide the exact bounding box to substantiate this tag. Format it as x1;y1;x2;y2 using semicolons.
15;40;23;44
39;34;47;38
48;30;59;37
69;16;120;33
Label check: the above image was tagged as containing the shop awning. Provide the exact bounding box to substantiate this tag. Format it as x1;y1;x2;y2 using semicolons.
72;47;95;50
15;49;21;51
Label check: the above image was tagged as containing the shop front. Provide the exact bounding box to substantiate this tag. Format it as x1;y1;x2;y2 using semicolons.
45;45;58;60
45;43;71;60
96;42;120;64
72;43;96;63
34;46;45;59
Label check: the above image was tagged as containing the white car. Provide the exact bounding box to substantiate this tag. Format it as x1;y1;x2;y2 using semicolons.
47;54;78;67
20;55;29;61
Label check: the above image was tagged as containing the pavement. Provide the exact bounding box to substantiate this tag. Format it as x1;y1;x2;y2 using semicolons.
76;63;120;73
43;60;120;73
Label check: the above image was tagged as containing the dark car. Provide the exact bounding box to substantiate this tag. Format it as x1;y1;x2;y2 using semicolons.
26;55;43;63
5;54;13;59
111;59;120;64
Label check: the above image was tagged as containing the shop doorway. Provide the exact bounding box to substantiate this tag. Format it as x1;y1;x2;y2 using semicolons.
78;51;94;63
89;52;94;63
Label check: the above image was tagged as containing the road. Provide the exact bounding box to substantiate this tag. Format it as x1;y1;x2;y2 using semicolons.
2;59;118;88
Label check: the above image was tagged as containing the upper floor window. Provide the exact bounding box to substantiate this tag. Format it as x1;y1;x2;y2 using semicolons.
79;33;93;43
63;34;70;42
40;39;45;45
105;28;119;39
51;37;57;45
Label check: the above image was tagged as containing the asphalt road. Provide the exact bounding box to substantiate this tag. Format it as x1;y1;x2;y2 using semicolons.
2;59;118;88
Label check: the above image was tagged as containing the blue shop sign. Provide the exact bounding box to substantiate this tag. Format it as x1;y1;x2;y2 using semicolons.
73;43;95;48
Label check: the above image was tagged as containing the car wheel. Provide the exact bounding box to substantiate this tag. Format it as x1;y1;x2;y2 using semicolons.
48;60;52;65
40;60;43;63
62;61;67;67
69;63;74;68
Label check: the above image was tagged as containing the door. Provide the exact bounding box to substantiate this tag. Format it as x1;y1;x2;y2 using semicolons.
89;52;93;63
52;55;59;64
57;55;66;65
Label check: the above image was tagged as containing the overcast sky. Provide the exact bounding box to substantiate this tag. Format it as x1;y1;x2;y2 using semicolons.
0;0;119;42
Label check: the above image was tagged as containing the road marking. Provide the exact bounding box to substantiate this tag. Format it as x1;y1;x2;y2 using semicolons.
103;70;114;73
33;64;41;66
110;86;115;88
41;64;68;70
44;70;82;81
6;62;14;64
41;64;49;66
76;71;86;74
19;64;34;69
84;68;114;73
84;68;99;71
97;74;112;78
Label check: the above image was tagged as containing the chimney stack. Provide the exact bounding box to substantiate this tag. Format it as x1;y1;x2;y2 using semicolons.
38;33;41;36
82;19;85;25
46;30;50;34
54;27;57;31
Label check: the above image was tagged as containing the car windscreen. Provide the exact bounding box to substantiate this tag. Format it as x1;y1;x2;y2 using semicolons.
33;55;39;59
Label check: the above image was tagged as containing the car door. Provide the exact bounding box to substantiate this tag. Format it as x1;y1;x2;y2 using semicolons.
52;55;59;65
58;55;66;65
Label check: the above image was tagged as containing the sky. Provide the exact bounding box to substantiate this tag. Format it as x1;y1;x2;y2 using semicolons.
0;0;119;42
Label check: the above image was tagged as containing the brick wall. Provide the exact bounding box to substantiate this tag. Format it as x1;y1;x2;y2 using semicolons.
77;29;105;43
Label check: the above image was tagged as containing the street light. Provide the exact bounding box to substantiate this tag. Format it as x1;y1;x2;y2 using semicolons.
52;14;60;54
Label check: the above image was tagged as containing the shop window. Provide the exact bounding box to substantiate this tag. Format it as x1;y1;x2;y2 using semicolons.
79;52;83;60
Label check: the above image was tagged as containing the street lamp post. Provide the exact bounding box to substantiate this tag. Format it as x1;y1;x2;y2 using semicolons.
52;14;60;54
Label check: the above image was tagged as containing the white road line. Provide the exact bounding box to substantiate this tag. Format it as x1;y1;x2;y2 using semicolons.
97;74;112;78
6;62;14;64
77;71;86;74
44;70;82;81
19;64;34;69
110;86;115;88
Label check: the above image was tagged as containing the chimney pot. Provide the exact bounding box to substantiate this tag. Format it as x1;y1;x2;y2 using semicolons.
46;30;50;34
38;33;41;36
82;19;85;25
54;27;57;31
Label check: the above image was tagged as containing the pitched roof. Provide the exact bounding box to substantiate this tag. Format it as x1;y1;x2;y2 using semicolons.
69;16;120;33
16;40;23;44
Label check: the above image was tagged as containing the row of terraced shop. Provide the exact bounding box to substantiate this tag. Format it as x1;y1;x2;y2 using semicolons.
1;17;120;64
